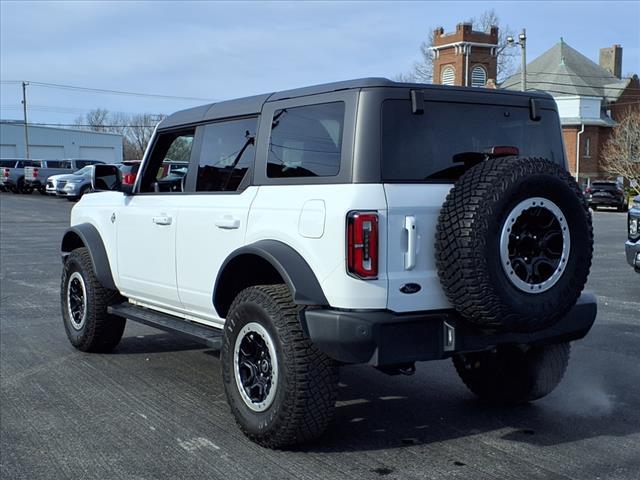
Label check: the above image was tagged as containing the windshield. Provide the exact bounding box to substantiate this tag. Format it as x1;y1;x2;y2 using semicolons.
74;166;92;176
382;100;565;182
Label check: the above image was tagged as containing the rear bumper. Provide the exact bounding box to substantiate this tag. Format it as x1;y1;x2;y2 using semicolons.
301;292;597;366
588;196;622;206
625;240;640;272
0;178;17;187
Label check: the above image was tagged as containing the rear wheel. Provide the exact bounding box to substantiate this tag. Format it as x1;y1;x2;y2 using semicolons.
61;247;126;352
453;342;570;404
221;284;339;448
17;178;33;194
37;186;47;195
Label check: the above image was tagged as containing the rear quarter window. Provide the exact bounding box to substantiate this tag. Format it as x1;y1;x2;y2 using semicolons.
267;102;344;178
382;100;565;182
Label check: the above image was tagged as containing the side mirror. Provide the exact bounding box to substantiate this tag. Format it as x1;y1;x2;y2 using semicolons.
91;164;123;191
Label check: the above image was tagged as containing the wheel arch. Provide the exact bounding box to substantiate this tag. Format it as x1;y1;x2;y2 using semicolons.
61;224;116;291
213;240;328;318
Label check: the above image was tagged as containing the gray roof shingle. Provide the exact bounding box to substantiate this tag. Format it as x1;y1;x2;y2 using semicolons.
501;39;630;102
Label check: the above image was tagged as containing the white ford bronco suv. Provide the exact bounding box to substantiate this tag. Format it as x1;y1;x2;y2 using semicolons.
60;78;596;448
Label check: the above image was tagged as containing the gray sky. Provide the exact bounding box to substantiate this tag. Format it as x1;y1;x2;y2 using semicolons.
1;0;639;125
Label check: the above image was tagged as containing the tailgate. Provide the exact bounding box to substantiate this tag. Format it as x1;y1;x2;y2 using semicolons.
384;184;452;312
24;166;37;181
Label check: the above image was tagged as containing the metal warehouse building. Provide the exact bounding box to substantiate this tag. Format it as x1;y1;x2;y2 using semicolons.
0;121;123;163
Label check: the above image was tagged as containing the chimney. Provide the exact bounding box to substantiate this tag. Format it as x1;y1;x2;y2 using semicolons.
599;44;622;78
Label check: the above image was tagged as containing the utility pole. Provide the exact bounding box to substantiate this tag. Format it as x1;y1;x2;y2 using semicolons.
520;29;527;92
21;81;30;159
507;29;527;91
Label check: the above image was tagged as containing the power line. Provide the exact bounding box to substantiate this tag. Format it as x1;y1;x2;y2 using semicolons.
2;122;157;128
522;80;640;92
2;80;216;102
527;71;636;80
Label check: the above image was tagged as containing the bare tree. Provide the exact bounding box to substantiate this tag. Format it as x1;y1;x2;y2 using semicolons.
73;109;164;160
399;9;517;84
126;113;162;160
601;108;640;195
74;108;110;132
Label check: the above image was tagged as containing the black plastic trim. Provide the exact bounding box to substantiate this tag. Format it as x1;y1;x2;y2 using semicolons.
61;224;116;291
214;240;328;316
301;292;597;366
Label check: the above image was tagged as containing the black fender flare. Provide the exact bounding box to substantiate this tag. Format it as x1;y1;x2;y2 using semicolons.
61;223;116;291
213;240;328;317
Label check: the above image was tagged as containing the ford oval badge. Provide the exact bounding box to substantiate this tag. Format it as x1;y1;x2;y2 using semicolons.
400;283;421;294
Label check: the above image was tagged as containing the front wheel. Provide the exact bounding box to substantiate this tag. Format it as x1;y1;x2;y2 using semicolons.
453;342;570;404
221;284;339;448
61;247;126;352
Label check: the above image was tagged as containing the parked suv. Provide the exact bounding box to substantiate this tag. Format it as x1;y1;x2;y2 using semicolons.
626;195;640;272
1;158;39;193
54;166;96;201
60;78;596;448
25;159;104;194
584;180;627;211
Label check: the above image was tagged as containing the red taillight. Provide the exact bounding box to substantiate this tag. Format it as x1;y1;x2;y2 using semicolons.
347;211;378;279
123;173;136;185
585;187;592;194
486;145;520;157
2;168;8;177
32;167;39;178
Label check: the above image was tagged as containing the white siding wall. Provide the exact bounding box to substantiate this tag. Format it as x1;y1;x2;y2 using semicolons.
0;123;123;161
555;96;602;121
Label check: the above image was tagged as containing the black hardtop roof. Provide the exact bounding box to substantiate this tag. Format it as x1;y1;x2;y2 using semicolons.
159;77;554;130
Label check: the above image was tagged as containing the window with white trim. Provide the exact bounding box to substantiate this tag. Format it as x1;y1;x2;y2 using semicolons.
440;66;455;86
471;65;487;87
584;137;591;158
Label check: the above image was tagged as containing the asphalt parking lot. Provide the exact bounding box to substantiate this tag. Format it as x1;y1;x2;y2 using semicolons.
1;193;639;480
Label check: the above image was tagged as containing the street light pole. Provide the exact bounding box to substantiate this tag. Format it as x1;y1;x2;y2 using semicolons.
520;29;527;92
507;29;527;92
21;81;30;159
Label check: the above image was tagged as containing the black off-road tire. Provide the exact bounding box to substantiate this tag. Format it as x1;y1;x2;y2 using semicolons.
221;284;339;449
37;186;47;195
453;342;570;404
436;157;593;333
17;177;33;194
61;247;126;352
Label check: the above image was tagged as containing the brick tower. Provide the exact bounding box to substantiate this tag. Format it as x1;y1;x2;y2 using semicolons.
432;23;498;87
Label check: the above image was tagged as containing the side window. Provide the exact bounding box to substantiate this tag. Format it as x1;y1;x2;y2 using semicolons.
267;102;344;178
196;117;258;192
139;130;194;193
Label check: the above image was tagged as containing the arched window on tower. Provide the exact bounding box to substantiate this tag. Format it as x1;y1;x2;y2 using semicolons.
471;65;487;87
440;66;455;86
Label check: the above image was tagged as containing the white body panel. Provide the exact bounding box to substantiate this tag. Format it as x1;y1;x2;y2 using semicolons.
247;184;389;310
176;187;259;324
115;195;180;308
383;184;453;312
70;191;123;285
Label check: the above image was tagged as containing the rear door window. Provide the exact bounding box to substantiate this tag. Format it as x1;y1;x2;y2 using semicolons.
267;102;344;178
196;117;258;192
381;100;565;182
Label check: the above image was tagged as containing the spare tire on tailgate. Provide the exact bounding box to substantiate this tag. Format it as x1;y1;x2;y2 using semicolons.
435;157;593;333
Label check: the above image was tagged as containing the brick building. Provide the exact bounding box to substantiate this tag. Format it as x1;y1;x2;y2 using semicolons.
431;23;498;87
501;40;640;185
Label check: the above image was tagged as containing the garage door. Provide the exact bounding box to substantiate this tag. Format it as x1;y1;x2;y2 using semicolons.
79;146;117;163
1;144;17;157
30;145;65;159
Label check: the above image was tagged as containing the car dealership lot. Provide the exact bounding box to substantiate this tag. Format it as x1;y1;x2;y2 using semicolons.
1;194;639;480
